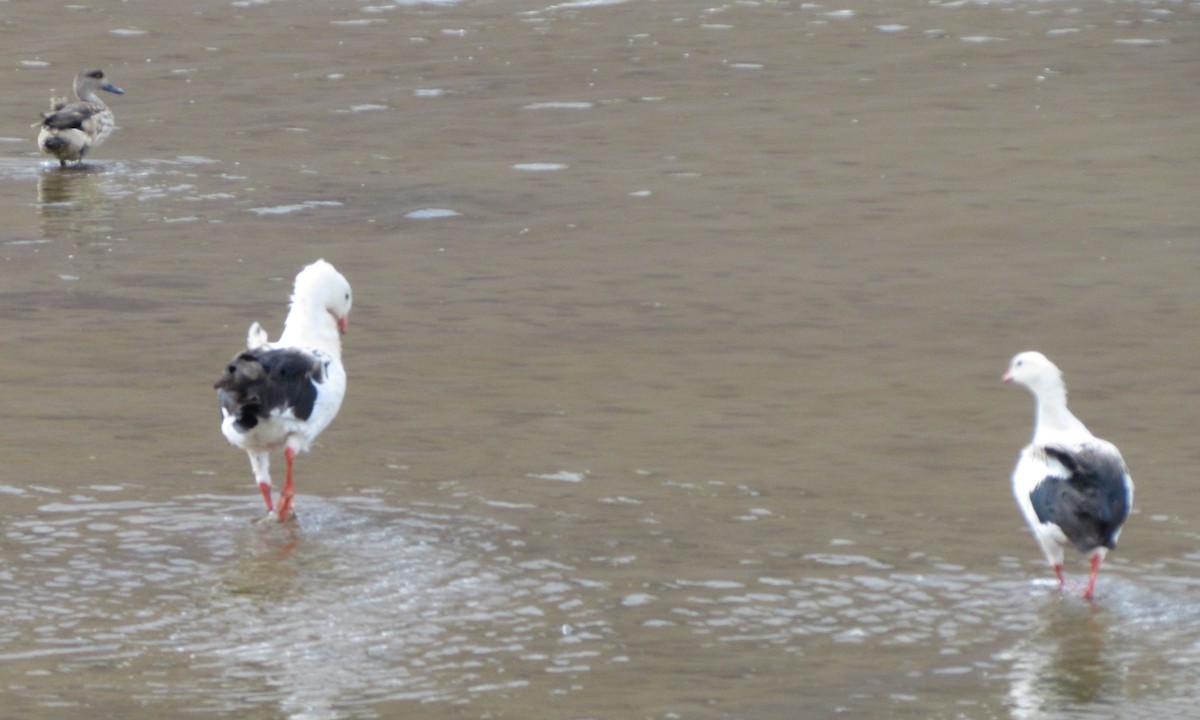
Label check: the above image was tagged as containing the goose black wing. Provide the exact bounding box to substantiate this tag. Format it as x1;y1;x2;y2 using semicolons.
214;348;325;431
1029;445;1130;553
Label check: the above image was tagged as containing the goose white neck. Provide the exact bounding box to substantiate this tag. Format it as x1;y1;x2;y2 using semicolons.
1029;382;1091;444
277;296;343;359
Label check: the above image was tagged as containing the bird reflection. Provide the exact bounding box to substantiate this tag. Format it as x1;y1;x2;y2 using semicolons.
217;521;304;600
1002;597;1124;717
36;164;119;239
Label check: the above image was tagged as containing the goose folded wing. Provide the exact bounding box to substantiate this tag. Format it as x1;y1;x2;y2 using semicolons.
1030;444;1130;553
214;349;324;430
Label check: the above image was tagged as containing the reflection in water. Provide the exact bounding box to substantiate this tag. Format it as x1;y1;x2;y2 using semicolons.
32;156;250;244
5;485;1200;717
170;498;622;715
1002;599;1121;717
999;579;1200;719
0;491;620;715
36;165;120;239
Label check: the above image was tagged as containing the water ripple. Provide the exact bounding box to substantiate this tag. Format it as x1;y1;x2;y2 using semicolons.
5;486;1200;717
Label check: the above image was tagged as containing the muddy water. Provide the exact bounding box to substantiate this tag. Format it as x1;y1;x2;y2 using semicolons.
2;0;1200;717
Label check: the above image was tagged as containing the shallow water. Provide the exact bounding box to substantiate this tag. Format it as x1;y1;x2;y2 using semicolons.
3;0;1200;717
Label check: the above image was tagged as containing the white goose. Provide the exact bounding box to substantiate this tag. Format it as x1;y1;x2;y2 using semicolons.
1003;351;1133;599
215;260;352;522
35;69;124;167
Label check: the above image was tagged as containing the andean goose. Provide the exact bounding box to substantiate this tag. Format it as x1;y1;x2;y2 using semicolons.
215;260;352;522
35;69;124;167
1003;351;1133;599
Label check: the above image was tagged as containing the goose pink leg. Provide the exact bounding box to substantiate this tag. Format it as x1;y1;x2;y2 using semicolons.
258;482;274;514
276;446;297;522
1082;555;1102;600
